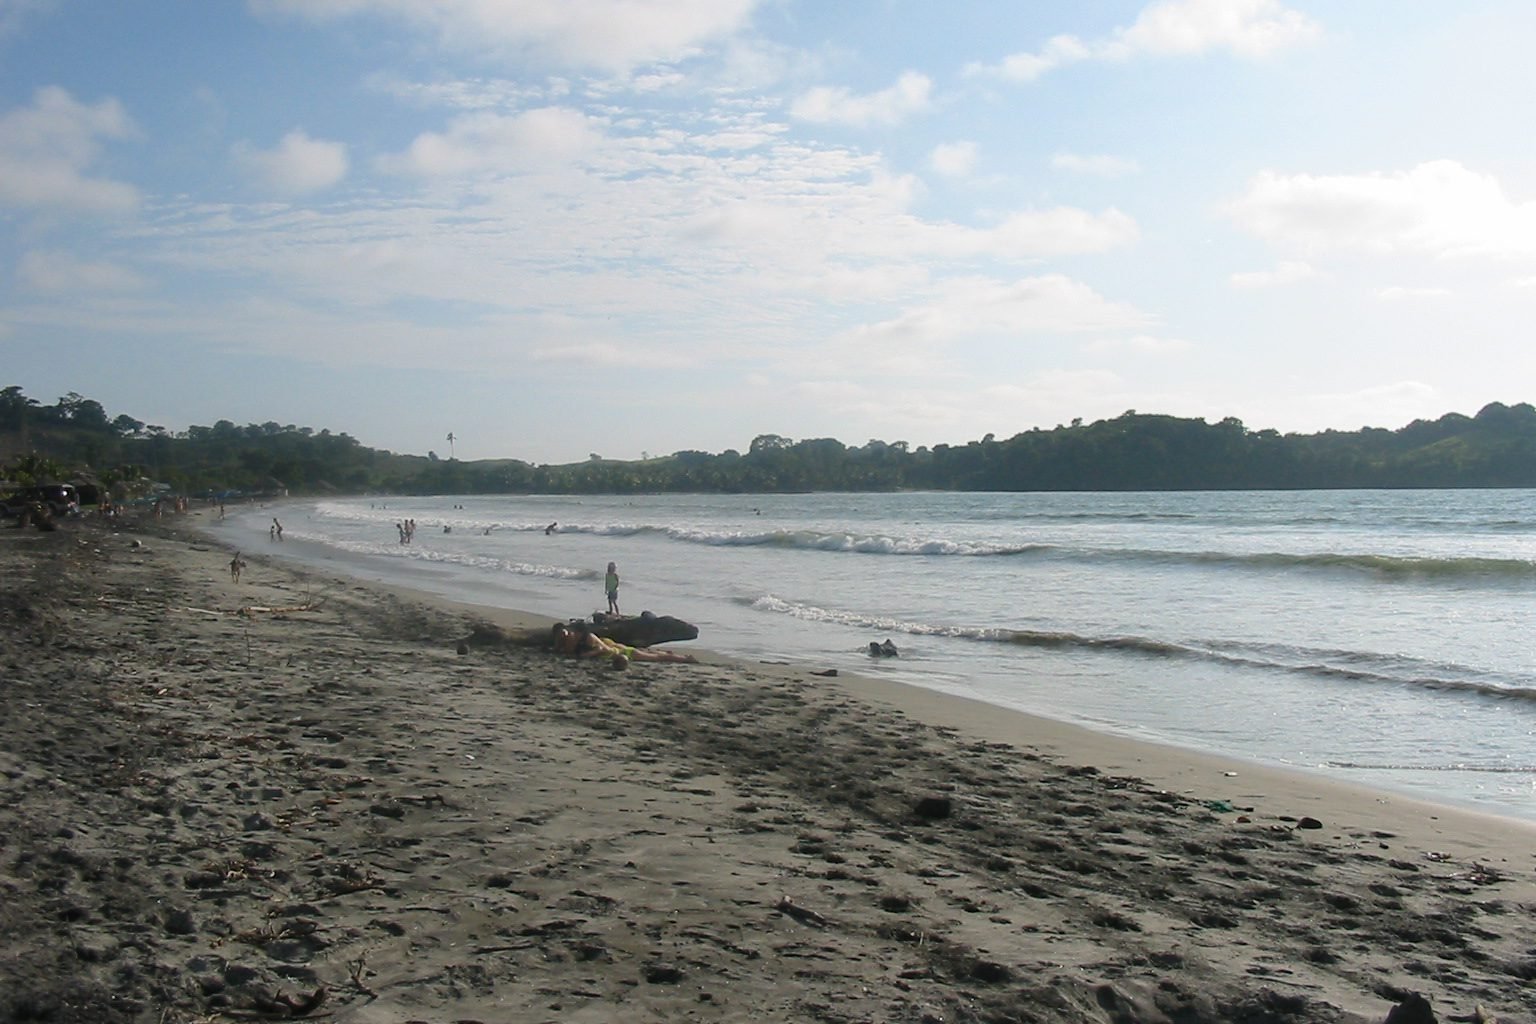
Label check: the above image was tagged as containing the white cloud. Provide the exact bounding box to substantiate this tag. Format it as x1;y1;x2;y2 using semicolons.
234;130;349;194
930;141;977;178
379;106;604;176
790;71;932;127
1227;160;1536;259
0;86;138;212
530;339;689;368
1051;152;1139;178
1375;285;1452;301
251;0;761;72
17;249;150;292
973;207;1139;258
968;0;1320;81
365;74;551;111
1110;0;1321;58
838;274;1152;355
1229;259;1315;288
1085;333;1193;355
114;94;1151;389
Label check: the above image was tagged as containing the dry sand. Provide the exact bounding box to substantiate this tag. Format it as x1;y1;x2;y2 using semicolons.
3;510;1534;1024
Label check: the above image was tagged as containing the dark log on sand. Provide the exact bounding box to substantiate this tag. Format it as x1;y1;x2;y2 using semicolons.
591;611;699;648
461;611;699;651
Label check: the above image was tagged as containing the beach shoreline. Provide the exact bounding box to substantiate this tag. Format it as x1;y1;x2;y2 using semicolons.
4;509;1534;1023
258;505;1536;838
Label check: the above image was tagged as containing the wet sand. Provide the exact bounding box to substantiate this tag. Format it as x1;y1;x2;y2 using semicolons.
3;510;1534;1023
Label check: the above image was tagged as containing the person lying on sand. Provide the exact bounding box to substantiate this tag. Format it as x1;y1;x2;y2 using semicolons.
550;622;697;666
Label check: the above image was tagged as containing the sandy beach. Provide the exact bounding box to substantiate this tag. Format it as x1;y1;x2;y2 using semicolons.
3;510;1535;1024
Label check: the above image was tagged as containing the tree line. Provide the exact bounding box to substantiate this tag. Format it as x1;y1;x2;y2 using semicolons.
4;385;1536;498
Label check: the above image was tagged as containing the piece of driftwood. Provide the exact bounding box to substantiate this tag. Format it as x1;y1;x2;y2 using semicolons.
238;600;325;617
462;611;699;651
774;896;828;928
590;611;699;647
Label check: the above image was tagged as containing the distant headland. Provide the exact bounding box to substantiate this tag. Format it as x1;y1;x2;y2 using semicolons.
4;386;1536;497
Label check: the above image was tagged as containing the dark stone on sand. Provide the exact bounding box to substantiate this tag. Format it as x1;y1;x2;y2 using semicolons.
164;907;197;935
1297;816;1324;830
242;813;274;831
267;937;323;963
913;795;952;821
370;801;406;819
224;964;260;985
74;938;118;963
642;962;683;984
968;959;1011;983
1384;993;1437;1024
456;641;469;655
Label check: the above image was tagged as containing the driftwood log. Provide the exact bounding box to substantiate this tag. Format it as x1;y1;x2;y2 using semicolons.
590;611;699;647
462;611;699;651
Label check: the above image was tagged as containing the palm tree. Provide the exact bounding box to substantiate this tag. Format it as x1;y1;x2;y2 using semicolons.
446;432;456;460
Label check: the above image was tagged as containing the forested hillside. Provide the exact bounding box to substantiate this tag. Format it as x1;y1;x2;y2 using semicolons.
4;385;1535;497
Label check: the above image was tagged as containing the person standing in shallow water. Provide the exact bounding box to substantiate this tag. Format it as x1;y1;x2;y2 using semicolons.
605;562;620;615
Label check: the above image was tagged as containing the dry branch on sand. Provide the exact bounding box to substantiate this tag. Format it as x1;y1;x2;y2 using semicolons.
236;600;325;617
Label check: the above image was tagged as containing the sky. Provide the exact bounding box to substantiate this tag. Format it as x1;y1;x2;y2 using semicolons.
4;1;1536;464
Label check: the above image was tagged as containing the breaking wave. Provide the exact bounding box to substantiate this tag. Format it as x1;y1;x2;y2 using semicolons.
743;593;1536;704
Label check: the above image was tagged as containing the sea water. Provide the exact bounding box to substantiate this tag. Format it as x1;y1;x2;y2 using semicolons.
220;490;1536;821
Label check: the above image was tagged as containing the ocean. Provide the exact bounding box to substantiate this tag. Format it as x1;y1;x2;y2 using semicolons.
218;489;1536;822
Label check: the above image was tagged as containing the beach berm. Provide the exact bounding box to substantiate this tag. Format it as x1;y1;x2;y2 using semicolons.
2;510;1534;1023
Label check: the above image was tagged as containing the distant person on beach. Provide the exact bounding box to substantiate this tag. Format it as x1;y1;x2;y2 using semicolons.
272;517;283;541
546;522;557;535
550;622;696;665
605;562;620;615
229;553;246;582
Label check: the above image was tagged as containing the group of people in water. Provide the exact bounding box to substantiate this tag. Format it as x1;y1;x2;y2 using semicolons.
396;519;417;544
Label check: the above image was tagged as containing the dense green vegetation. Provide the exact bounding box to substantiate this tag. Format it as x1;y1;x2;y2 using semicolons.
4;385;1536;498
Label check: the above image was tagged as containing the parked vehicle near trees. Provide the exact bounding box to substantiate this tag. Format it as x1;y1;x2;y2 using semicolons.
1;483;81;518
